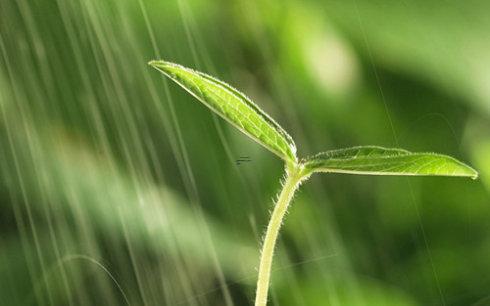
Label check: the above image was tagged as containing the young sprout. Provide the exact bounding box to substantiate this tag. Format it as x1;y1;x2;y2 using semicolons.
149;60;478;306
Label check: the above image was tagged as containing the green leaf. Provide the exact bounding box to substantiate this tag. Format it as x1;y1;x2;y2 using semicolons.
149;60;297;163
303;146;478;179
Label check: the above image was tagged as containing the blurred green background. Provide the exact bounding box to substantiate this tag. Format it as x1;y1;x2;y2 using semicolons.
1;0;490;305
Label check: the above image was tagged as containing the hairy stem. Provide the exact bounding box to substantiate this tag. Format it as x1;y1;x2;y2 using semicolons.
254;165;306;306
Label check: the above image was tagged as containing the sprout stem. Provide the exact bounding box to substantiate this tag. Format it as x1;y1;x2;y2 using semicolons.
254;165;307;306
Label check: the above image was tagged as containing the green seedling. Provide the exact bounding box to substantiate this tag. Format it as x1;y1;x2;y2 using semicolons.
148;60;478;306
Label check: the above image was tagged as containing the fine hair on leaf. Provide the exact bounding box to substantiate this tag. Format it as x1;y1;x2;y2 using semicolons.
149;60;478;306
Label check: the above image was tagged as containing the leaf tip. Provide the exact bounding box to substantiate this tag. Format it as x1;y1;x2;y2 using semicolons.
470;170;479;180
449;162;478;180
453;159;478;180
148;60;181;76
148;60;162;68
